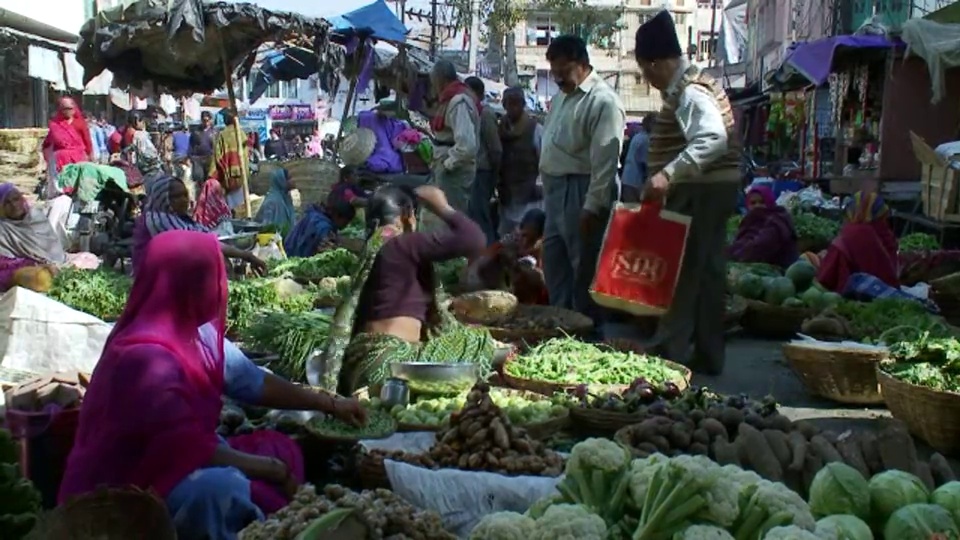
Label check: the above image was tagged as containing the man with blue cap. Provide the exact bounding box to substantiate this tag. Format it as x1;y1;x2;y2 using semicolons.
635;10;742;376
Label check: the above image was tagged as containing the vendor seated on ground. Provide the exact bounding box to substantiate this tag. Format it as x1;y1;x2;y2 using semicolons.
255;168;296;235
356;100;408;174
727;185;799;268
464;208;548;305
131;174;267;275
317;185;494;395
284;195;357;258
59;231;367;539
328;166;369;209
818;191;899;293
0;183;99;292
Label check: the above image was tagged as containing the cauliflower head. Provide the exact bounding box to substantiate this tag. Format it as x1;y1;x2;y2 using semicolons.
529;504;607;540
670;455;740;528
627;453;669;504
567;438;631;474
470;511;536;540
753;480;816;531
673;524;735;539
763;525;820;540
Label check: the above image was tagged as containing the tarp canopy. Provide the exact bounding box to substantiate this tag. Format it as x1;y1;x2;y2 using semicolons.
902;18;960;104
782;34;899;86
718;0;747;65
328;0;408;43
77;0;340;94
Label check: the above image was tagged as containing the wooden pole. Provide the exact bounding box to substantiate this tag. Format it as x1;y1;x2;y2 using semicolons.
218;36;252;218
335;40;365;151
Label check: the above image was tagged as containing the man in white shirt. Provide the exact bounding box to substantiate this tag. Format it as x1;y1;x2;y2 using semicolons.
539;35;625;318
635;10;742;375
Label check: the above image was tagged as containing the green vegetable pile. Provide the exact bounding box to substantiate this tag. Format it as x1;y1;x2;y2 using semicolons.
339;214;366;240
836;298;952;343
367;389;568;428
239;311;332;382
792;210;840;248
884;336;960;392
47;268;131;321
0;429;41;539
504;337;685;387
226;278;314;336
305;407;396;440
436;258;467;289
733;260;842;311
267;249;359;282
899;232;940;253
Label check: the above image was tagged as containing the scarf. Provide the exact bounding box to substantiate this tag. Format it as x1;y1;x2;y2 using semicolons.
193;178;232;230
430;80;481;133
210;124;246;192
846;191;889;224
255;168;296;234
133;175;210;274
0;183;66;264
60;231;227;502
44;100;92;172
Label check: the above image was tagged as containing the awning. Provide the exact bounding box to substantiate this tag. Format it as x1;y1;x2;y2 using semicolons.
0;27;113;94
329;0;407;43
782;34;900;86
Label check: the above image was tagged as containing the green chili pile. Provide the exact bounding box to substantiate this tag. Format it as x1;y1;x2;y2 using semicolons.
268;249;359;282
240;311;332;382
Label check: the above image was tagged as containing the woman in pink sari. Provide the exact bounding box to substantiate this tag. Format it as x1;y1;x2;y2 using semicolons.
42;97;93;172
59;231;366;539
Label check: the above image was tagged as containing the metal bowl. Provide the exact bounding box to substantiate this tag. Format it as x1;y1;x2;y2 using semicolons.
218;232;257;250
389;362;479;395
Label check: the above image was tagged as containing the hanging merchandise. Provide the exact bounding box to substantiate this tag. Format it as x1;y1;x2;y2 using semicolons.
827;72;850;130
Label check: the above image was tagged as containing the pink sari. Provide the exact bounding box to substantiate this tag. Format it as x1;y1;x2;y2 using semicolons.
59;231;228;502
43;99;92;173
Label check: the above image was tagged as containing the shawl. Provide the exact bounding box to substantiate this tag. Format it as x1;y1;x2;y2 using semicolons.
357;111;406;173
728;205;798;268
0;184;67;264
255;168;296;234
210;125;246;192
43;112;92;172
430;81;481;133
132;175;210;274
193;178;232;230
59;231;227;502
846;191;889;223
818;221;900;292
284;204;335;258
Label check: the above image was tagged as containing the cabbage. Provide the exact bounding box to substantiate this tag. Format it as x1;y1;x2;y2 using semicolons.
868;470;930;527
814;515;874;540
808;463;871;520
883;503;960;540
932;481;960;524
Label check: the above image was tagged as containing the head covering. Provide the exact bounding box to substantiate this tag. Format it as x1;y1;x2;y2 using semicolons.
255;168;296;233
845;191;889;224
0;182;67;264
59;231;227;502
339;128;376;167
634;10;683;61
283;204;336;258
747;185;776;208
144;175;181;213
134;176;209;273
193;178;232;230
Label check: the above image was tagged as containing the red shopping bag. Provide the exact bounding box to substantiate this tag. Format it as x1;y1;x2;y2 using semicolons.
590;202;691;316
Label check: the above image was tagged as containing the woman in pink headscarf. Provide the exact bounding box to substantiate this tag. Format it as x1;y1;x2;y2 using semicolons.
728;185;799;268
59;231;367;538
42;97;93;172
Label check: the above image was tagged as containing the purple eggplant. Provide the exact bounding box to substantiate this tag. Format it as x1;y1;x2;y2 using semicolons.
632;384;657;403
661;382;682;399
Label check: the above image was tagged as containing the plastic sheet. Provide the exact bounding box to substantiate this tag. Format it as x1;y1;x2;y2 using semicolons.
902;19;960;104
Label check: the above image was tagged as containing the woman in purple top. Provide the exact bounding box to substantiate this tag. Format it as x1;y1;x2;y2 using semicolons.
356;103;406;174
314;185;495;394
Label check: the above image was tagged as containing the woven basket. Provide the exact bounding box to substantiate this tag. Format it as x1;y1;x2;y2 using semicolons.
302;412;397;444
782;342;887;404
741;299;816;339
483;305;594;345
501;359;691;397
27;487;176;540
877;368;960;454
569;407;645;436
357;453;392;490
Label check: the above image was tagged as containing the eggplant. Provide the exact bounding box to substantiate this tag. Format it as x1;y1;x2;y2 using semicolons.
633;385;657;403
661;382;681;400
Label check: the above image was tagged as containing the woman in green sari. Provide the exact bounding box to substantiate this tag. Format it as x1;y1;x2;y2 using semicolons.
317;185;494;394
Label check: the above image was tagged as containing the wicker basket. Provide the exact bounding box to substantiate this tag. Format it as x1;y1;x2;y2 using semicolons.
482;305;594;345
357;453;392;490
569;407;645;436
501;359;691;397
302;412;397;444
741;299;816;339
27;487;176;540
877;368;960;454
782;342;887;405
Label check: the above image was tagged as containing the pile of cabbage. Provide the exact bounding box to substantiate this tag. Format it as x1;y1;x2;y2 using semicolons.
467;439;960;540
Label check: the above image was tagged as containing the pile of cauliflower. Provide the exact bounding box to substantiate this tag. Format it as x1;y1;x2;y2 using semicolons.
469;438;821;540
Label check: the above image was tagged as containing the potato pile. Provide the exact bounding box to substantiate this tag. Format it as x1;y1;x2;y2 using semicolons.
369;382;565;477
239;484;453;540
618;401;957;497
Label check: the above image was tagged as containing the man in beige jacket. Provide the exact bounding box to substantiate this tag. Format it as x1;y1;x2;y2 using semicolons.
635;10;742;375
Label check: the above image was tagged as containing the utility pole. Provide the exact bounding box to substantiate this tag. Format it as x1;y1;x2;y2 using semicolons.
429;0;439;60
708;0;718;68
467;0;481;75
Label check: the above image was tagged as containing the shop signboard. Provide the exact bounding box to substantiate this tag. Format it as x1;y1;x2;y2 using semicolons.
240;109;269;141
268;104;316;122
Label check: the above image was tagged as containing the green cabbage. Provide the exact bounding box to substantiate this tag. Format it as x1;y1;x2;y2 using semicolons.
931;481;960;525
883;503;959;540
868;470;929;527
814;515;874;540
808;463;871;520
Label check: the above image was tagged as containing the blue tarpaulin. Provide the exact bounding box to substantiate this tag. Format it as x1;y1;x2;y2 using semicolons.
249;47;318;102
329;0;407;43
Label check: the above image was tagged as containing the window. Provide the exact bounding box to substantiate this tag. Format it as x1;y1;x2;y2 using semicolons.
282;80;299;99
698;33;717;62
535;24;557;46
673;12;687;24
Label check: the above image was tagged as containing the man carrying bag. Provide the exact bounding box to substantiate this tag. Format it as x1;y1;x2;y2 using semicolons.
631;10;742;375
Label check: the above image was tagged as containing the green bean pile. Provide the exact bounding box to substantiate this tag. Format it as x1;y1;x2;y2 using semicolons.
306;407;396;440
240;311;332;382
268;249;360;282
504;337;685;386
226;278;314;336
